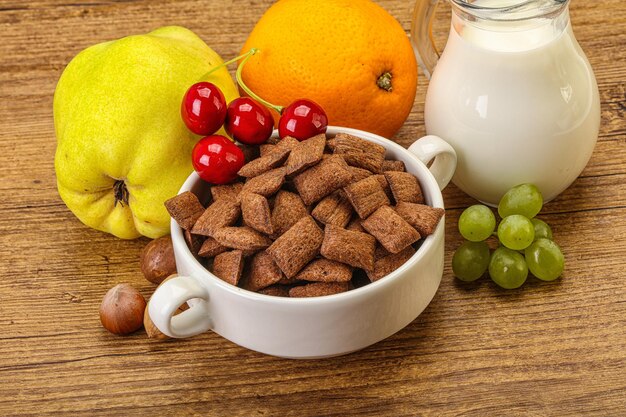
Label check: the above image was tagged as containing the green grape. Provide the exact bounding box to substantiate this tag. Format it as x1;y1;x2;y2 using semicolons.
531;218;553;240
498;183;543;219
497;215;535;250
525;238;564;281
452;241;491;282
458;204;496;242
489;247;528;289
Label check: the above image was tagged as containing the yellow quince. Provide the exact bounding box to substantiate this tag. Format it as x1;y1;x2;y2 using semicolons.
54;26;238;239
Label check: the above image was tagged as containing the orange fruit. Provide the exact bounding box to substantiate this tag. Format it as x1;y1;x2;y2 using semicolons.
240;0;418;138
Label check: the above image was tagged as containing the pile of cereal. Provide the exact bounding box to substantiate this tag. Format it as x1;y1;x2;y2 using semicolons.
165;133;444;297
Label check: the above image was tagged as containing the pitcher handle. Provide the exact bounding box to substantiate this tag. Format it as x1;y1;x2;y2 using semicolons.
148;275;212;338
411;0;441;79
408;135;457;191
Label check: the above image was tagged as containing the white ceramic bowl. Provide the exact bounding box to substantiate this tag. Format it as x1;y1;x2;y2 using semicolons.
149;126;456;358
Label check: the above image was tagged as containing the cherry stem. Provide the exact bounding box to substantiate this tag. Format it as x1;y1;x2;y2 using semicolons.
199;49;259;80
235;48;284;114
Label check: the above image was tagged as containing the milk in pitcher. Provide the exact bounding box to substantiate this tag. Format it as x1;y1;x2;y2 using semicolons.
420;0;600;204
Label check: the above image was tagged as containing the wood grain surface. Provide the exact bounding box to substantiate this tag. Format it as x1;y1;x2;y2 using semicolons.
1;0;625;416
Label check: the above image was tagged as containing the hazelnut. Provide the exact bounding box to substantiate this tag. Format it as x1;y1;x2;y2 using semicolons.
144;305;169;340
140;236;177;284
99;284;146;335
144;274;188;340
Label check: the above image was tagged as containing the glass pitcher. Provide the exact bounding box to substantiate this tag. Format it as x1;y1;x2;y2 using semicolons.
411;0;600;205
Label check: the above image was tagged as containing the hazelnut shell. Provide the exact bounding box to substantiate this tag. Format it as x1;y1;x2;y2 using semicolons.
144;274;188;340
140;236;177;284
144;305;169;340
100;283;146;335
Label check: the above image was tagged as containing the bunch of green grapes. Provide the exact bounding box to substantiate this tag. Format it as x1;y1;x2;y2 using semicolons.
452;184;565;289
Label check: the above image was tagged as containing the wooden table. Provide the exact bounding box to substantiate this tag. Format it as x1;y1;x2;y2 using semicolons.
1;1;624;415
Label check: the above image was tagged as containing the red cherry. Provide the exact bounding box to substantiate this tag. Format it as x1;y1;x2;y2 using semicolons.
278;99;328;141
224;97;274;145
191;135;244;184
181;82;227;136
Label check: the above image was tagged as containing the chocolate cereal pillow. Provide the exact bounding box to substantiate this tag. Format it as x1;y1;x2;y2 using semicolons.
165;133;444;297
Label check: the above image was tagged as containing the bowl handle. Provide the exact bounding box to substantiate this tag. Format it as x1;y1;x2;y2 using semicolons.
408;135;457;191
148;275;211;338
